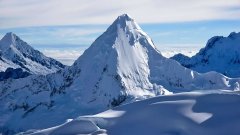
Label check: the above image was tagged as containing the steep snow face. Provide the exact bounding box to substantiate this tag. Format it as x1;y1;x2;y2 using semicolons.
21;91;240;135
72;14;167;107
0;14;170;134
0;32;65;75
0;14;240;134
171;32;240;78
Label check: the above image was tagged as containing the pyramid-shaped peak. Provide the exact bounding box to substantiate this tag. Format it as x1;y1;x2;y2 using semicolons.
5;32;16;36
74;13;156;65
116;14;133;21
114;14;140;29
0;32;22;45
105;14;141;35
2;32;18;41
0;32;26;50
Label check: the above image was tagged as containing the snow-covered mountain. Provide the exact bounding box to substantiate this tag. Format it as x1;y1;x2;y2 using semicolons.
171;32;240;78
21;91;240;135
0;32;65;77
0;14;240;134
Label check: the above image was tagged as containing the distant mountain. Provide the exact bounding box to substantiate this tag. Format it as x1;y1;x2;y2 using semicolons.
0;32;65;79
171;32;240;78
0;14;240;134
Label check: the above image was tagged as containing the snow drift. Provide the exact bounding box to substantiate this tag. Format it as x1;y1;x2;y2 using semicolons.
20;91;240;135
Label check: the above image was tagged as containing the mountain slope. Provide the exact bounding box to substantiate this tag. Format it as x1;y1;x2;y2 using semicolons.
171;32;240;78
0;32;65;76
0;14;240;134
20;91;240;135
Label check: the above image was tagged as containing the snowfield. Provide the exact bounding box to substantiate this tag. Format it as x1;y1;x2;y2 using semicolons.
19;91;240;135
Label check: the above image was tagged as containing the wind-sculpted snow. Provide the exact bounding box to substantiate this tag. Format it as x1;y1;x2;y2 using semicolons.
171;32;240;78
20;91;240;135
0;14;240;134
0;32;65;77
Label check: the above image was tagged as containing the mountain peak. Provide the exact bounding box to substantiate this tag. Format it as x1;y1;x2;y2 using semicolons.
228;31;240;39
76;14;156;57
0;32;65;75
0;32;20;49
116;14;132;22
3;32;18;42
106;14;141;34
5;32;16;37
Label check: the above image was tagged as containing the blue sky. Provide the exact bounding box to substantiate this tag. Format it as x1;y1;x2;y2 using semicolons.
0;0;240;65
0;20;240;48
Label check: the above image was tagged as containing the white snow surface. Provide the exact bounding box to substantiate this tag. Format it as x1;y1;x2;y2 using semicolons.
171;32;240;78
19;91;240;135
1;14;240;134
0;32;65;75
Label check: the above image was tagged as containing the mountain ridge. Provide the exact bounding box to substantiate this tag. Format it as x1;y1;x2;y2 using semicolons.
0;32;65;78
171;32;240;78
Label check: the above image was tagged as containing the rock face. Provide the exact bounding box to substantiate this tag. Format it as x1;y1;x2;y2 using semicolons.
171;32;240;78
0;14;240;134
0;32;65;78
0;68;31;81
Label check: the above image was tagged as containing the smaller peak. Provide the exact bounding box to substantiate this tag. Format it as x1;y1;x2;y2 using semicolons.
0;32;22;49
205;36;223;48
2;32;17;41
6;32;16;35
5;32;17;37
229;31;240;38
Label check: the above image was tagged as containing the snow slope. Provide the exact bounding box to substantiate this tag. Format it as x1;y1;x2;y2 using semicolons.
0;32;65;75
171;32;240;78
20;91;240;135
0;14;240;134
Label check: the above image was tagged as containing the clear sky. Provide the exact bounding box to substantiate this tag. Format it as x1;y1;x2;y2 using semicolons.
0;0;240;65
